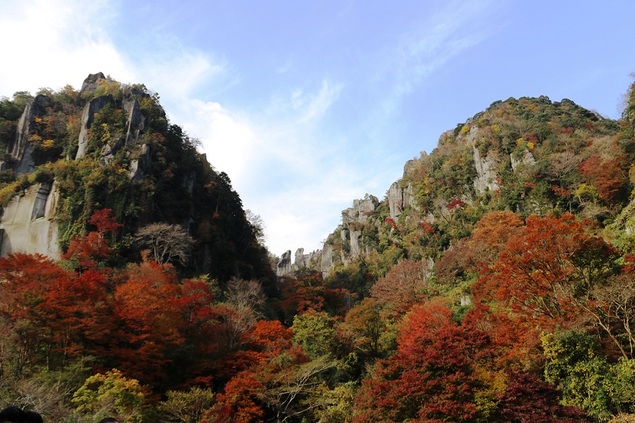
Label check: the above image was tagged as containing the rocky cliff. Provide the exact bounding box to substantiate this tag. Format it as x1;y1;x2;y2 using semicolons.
0;73;272;282
278;95;627;277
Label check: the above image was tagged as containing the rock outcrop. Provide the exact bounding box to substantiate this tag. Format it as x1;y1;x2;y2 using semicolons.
276;247;324;276
76;95;114;159
9;94;51;175
472;146;499;194
276;250;293;276
0;182;59;258
79;72;106;97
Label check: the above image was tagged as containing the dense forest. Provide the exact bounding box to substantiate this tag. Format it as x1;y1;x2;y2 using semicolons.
1;73;635;422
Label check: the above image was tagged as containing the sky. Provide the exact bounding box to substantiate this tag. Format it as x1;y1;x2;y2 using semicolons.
1;1;635;256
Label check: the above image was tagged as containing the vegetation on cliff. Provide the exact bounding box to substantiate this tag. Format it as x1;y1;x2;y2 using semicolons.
2;75;635;421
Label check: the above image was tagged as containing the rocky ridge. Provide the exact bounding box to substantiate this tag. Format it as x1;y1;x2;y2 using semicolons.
278;95;627;277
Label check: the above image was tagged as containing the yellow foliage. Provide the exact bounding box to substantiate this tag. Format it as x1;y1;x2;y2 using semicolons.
42;139;55;149
100;123;111;143
28;134;42;143
72;368;145;422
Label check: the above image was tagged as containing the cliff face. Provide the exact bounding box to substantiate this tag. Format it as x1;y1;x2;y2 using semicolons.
0;74;272;282
0;73;149;259
279;95;626;277
0;181;59;258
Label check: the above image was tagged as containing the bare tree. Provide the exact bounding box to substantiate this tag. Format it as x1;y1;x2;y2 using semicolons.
245;209;266;245
224;278;266;348
134;223;194;266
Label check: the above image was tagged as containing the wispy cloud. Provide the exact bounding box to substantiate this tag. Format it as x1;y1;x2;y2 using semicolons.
176;79;350;254
379;0;499;115
1;0;501;256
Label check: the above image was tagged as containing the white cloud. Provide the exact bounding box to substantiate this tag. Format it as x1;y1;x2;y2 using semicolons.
136;40;226;102
297;80;343;125
174;80;350;254
176;99;259;189
0;0;378;257
0;0;132;96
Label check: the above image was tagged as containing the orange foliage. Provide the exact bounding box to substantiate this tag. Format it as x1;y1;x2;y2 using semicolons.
371;259;428;316
353;300;493;422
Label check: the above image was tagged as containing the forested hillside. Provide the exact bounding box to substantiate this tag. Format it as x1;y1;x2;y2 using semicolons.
1;74;635;422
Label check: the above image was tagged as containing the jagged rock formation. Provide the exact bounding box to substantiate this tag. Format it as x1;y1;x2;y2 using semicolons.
0;73;272;282
76;94;113;159
279;95;623;278
276;247;323;276
79;72;106;96
8;94;51;175
276;250;293;275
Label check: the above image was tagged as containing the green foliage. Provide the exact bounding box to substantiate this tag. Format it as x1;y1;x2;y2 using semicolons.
156;386;215;423
0;76;271;282
3;76;635;422
542;331;635;420
72;369;146;423
292;311;338;360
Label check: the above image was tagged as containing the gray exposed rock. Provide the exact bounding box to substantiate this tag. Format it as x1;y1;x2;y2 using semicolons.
387;182;416;220
387;182;404;219
293;248;322;270
472;146;499;194
320;243;334;277
79;72;106;97
511;148;536;170
349;229;362;257
10;94;51;175
76;95;114;159
123;98;145;147
0;182;59;258
342;195;378;225
129;144;151;181
31;181;52;220
277;250;292;276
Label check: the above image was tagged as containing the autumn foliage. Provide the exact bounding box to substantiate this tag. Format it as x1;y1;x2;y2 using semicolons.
6;85;635;421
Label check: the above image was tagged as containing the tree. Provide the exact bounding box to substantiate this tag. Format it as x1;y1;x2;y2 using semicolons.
474;214;616;329
223;278;266;349
156;386;215;423
292;311;338;360
339;298;387;360
134;223;194;266
63;208;122;271
542;331;616;420
353;300;494;422
41;269;113;363
111;260;184;384
206;354;336;423
583;262;635;360
71;368;146;423
493;372;593;422
370;259;428;317
0;254;70;374
580;153;629;204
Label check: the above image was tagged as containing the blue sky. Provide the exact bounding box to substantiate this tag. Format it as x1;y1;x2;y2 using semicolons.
1;0;635;256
